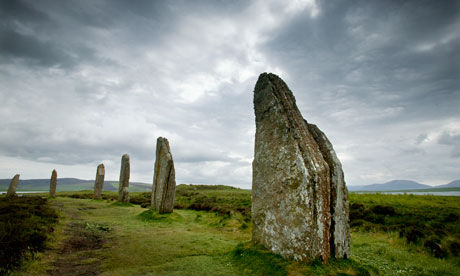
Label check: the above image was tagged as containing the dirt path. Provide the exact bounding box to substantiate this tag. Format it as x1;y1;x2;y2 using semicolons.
43;203;112;276
15;197;249;276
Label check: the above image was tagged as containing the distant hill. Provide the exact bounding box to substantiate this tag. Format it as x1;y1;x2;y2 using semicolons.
348;180;431;191
436;180;460;188
0;178;152;192
348;179;460;191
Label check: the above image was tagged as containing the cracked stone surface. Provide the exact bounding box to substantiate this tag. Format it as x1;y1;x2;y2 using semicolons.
151;137;176;214
118;154;130;203
306;122;350;259
252;73;350;263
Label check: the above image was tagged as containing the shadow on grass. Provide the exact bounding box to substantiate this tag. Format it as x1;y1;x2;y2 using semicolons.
110;202;134;207
231;243;288;276
306;258;376;276
138;209;182;223
231;242;376;276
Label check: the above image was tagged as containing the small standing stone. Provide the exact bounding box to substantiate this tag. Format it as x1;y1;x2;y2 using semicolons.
6;174;20;197
151;137;176;213
49;169;57;198
94;163;105;199
118;154;130;203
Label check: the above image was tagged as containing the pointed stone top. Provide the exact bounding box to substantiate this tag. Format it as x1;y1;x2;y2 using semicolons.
254;72;301;129
122;154;129;159
157;137;171;149
157;136;169;143
255;73;290;94
97;163;104;168
52;169;57;173
13;174;20;178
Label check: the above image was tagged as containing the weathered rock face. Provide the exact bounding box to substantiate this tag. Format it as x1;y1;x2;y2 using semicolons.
49;169;57;198
151;137;176;213
252;73;350;263
306;123;350;259
118;154;130;203
94;164;105;199
7;174;20;197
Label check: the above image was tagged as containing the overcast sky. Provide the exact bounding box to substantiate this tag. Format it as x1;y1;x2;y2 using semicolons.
0;0;459;188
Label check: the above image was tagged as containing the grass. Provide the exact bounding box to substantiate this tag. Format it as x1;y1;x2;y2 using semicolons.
57;187;460;260
0;196;58;274
349;193;460;260
5;186;460;275
357;187;460;193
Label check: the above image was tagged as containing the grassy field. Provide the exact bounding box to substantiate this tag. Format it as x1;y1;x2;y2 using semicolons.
3;186;460;275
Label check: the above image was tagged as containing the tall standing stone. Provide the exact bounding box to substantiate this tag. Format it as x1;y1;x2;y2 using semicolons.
49;169;57;198
252;73;350;263
118;154;130;203
151;137;176;213
6;174;20;197
94;163;105;199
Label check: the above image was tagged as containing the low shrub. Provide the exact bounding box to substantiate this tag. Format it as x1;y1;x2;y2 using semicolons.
0;196;58;274
349;193;459;259
399;226;425;243
448;240;460;256
423;237;448;258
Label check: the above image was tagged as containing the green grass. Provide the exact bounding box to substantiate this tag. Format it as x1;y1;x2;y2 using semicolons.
6;186;460;275
349;193;460;260
57;186;460;260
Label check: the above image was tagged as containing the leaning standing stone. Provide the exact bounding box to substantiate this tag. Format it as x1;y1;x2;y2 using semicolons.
118;154;130;203
151;137;176;213
49;169;57;198
6;174;20;197
94;163;105;199
252;73;350;263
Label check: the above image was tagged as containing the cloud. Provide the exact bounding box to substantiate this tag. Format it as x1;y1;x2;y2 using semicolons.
438;131;460;158
0;0;459;187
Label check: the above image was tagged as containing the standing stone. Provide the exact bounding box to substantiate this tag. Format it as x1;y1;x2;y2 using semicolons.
306;123;350;259
94;163;105;199
252;73;350;263
6;174;20;197
49;169;57;198
151;137;176;213
118;154;130;203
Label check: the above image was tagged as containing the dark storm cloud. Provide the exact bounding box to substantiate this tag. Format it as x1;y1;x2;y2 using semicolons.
438;132;460;158
260;0;460;184
0;28;76;68
0;0;458;186
263;0;460;122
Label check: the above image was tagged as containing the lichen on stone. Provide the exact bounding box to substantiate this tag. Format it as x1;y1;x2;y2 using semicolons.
252;72;350;263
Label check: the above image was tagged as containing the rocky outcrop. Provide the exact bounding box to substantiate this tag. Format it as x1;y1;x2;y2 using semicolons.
49;169;57;198
151;137;176;213
7;174;20;197
118;154;130;203
94;163;105;199
252;73;350;263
